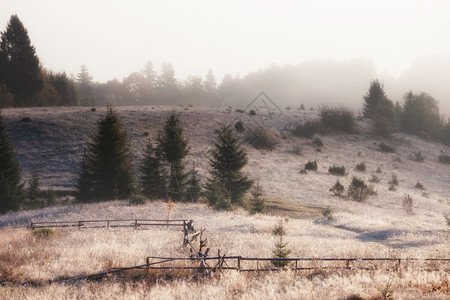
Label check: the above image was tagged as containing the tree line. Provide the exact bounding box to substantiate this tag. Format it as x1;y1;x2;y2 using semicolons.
362;79;450;145
0;106;264;214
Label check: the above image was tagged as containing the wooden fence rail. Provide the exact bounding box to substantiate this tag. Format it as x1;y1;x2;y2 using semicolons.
145;256;450;273
29;219;194;232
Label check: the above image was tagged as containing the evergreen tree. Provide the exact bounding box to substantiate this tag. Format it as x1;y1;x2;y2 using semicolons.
186;163;201;202
249;180;266;214
157;111;189;201
207;124;253;206
362;79;387;118
140;142;167;200
0;112;23;213
0;15;43;106
271;220;291;267
76;106;135;202
76;64;94;106
27;170;41;204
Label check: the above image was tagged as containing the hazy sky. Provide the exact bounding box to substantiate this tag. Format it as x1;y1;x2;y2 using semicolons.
2;0;450;83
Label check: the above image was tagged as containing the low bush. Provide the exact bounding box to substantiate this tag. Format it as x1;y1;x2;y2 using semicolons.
246;127;278;150
322;206;334;220
313;137;323;148
291;120;324;138
369;174;380;183
348;177;374;202
320;107;356;133
410;150;425;162
304;160;318;171
33;228;54;238
330;180;345;197
402;194;414;215
388;174;399;191
378;142;395;153
234;120;245;133
328;165;346;176
129;193;147;205
21;116;31;122
355;162;366;172
415;181;425;190
248;109;257;116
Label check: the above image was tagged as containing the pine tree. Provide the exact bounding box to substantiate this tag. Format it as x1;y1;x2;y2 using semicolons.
271;220;291;267
76;64;94;106
362;79;387;119
186;163;201;202
140;142;167;200
26;170;41;206
249;180;266;214
207;124;253;206
0;15;44;106
76;106;135;202
157;111;189;201
0;112;23;213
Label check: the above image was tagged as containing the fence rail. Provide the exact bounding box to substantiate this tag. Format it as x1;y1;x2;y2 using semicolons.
145;255;450;273
29;219;194;231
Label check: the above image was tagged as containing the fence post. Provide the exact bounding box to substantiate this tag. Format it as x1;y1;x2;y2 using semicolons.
295;259;298;273
146;257;150;273
78;221;82;229
30;222;34;230
237;257;241;271
135;219;138;229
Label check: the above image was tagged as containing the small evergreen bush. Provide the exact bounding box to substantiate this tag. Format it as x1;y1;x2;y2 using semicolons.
234;120;245;133
328;165;346;176
415;181;425;190
348;177;372;202
410;150;425;162
378;142;395;153
355;162;366;172
369;175;380;183
207;181;231;211
438;152;450;164
21;116;31;122
322;206;334;221
248;109;256;116
402;194;414;215
304;160;318;171
246;127;278;150
249;180;266;214
330;180;345;197
313;137;323;148
388;174;399;191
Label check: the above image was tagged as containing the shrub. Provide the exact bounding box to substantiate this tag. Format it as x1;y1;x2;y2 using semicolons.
388;174;399;191
21;116;31;122
410;150;425;162
246;127;278;150
322;206;334;221
415;181;425;190
248;109;256;116
33;228;54;238
374;115;392;137
304;160;318;171
328;165;346;176
206;181;231;210
438;152;450;164
320;107;356;133
285;106;291;110
330;180;345;197
348;177;372;202
234;120;245;133
313;137;323;148
369;175;380;183
445;214;450;227
271;220;291;267
44;188;58;206
355;162;366;172
376;166;383;174
378;142;395;153
299;104;305;110
291;120;323;138
402;194;414;215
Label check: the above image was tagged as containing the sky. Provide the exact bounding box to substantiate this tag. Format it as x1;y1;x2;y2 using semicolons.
1;0;450;83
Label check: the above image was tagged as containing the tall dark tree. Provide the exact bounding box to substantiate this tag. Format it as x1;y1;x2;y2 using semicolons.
0;15;43;106
48;71;79;106
157;111;189;201
186;163;201;202
140;142;167;200
76;107;135;202
207;124;253;206
0;112;23;213
362;79;387;118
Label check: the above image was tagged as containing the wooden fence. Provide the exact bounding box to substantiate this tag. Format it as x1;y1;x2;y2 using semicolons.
29;219;194;232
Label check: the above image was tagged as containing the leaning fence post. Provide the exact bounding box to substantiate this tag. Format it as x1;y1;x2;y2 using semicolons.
237;257;241;271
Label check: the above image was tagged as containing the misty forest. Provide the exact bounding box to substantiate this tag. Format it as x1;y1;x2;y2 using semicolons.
1;13;450;300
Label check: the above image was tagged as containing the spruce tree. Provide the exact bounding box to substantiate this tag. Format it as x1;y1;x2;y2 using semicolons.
186;163;201;202
0;112;23;213
76;107;135;202
0;15;43;106
207;124;253;206
362;79;387;118
249;180;266;214
271;220;291;267
140;142;167;200
157;112;188;201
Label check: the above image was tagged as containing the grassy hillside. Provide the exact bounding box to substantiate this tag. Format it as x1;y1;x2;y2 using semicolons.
1;105;449;299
